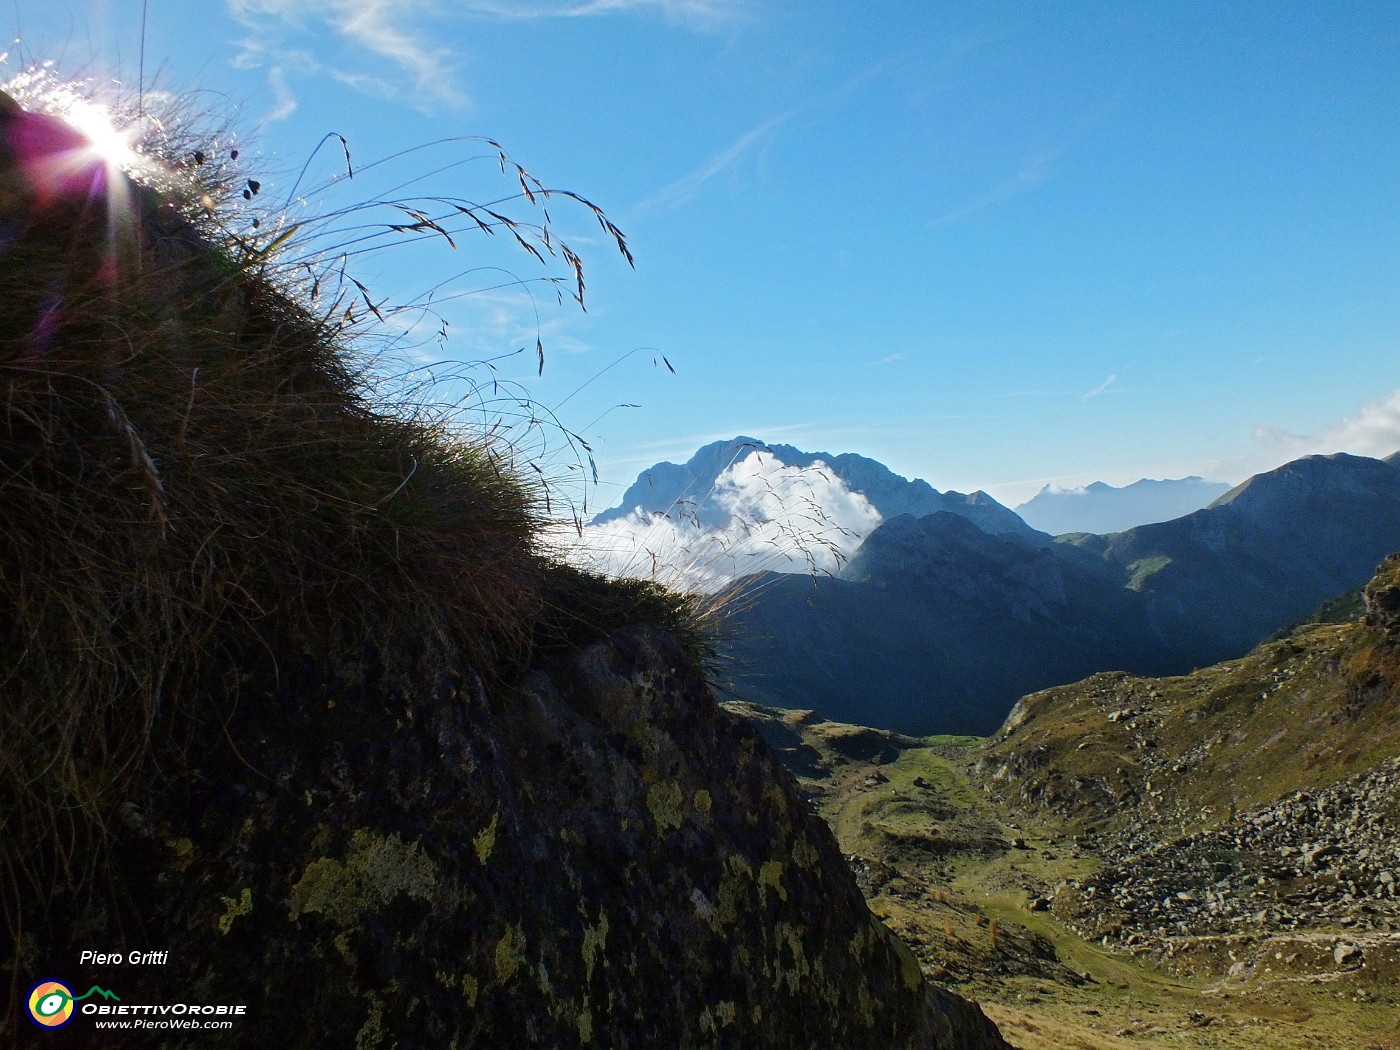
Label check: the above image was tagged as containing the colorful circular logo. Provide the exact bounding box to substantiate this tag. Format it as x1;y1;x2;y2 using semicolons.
28;981;75;1028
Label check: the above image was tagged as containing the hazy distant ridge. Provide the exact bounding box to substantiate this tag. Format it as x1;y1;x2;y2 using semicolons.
1014;476;1233;535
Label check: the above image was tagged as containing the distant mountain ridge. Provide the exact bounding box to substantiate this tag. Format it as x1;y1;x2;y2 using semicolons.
721;452;1400;736
1014;476;1233;535
595;435;1041;541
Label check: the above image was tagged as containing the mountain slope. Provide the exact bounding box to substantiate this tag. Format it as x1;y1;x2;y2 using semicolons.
724;556;1400;1048
974;552;1400;984
1087;452;1400;667
720;512;1171;736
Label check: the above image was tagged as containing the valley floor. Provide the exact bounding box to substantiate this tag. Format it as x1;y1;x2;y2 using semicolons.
727;700;1400;1050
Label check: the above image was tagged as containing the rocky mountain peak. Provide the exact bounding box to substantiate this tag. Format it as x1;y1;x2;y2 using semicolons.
594;435;1040;541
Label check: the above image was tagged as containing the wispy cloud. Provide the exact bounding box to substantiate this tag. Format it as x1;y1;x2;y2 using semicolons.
230;40;322;122
1201;387;1400;490
227;0;744;116
329;70;400;96
265;66;298;122
931;148;1058;228
928;93;1123;229
1081;373;1118;401
632;59;891;217
460;0;745;30
428;286;595;361
634;108;796;215
341;2;466;105
228;0;467;112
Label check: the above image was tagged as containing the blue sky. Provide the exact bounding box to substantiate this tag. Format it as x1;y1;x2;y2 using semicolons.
9;0;1400;508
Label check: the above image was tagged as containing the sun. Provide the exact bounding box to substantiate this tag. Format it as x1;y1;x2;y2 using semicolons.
57;96;143;173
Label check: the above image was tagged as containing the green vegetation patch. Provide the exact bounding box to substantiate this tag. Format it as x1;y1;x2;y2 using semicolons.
1124;555;1172;591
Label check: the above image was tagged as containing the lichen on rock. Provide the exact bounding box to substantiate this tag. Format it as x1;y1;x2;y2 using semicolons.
287;830;437;929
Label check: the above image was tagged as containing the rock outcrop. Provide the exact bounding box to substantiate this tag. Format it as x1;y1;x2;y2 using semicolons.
1364;552;1400;634
34;626;1007;1048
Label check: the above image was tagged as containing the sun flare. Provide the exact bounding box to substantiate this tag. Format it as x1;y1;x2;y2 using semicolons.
59;97;142;172
2;66;165;208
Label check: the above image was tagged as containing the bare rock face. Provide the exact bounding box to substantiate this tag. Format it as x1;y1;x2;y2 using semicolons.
1364;552;1400;635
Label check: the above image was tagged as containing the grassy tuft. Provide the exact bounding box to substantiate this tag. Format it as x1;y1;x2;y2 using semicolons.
0;77;699;950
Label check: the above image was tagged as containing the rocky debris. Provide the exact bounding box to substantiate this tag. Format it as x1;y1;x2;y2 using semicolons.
1052;757;1400;967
